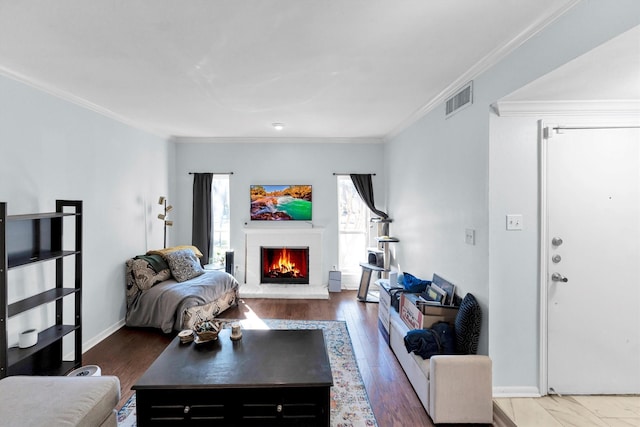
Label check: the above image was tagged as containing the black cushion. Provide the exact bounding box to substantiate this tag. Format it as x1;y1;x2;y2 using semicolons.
454;293;482;354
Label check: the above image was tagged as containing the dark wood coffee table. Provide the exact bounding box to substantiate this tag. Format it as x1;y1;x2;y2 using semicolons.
133;328;333;426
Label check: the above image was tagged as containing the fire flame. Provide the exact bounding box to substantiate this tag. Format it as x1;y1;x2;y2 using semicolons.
267;248;302;277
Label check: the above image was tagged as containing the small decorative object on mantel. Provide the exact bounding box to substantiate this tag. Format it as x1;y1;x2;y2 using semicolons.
157;196;174;248
230;322;242;341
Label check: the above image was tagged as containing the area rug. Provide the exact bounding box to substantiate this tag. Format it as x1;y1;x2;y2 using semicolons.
118;318;377;427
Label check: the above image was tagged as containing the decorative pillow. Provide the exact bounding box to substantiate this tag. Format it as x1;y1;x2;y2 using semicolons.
125;258;171;309
147;245;204;258
402;272;431;293
165;249;205;282
125;259;140;309
454;293;482;354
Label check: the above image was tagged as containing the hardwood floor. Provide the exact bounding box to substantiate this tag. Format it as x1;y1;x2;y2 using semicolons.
83;291;638;427
84;291;437;426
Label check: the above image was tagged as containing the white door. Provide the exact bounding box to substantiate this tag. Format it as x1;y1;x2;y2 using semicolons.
546;125;640;394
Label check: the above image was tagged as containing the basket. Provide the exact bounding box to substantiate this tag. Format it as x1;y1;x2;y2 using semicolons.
193;319;223;342
196;330;219;341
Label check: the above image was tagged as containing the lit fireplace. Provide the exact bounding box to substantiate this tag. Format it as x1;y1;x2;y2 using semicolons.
261;246;309;284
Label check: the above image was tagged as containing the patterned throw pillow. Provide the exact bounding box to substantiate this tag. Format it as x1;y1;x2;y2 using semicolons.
125;258;171;308
131;258;171;291
454;293;482;354
165;249;205;282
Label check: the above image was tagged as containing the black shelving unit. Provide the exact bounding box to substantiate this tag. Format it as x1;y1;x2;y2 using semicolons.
0;200;82;378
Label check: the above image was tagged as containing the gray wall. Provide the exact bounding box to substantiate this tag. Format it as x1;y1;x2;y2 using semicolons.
385;0;640;394
171;139;385;286
0;74;171;351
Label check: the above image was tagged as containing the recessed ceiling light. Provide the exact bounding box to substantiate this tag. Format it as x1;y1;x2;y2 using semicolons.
272;123;285;131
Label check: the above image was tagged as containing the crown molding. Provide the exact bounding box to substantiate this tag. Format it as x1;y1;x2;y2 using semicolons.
172;136;384;144
0;65;169;139
384;0;582;142
493;100;640;117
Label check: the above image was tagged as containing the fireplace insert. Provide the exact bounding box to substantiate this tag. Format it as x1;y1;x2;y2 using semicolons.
261;246;309;284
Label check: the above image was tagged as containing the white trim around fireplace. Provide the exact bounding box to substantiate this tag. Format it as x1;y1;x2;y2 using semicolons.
241;227;329;299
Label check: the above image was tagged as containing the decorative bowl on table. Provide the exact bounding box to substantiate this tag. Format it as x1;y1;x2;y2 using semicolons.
193;319;223;343
178;329;194;344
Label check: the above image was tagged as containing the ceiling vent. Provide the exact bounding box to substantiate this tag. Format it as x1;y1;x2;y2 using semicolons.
445;81;473;117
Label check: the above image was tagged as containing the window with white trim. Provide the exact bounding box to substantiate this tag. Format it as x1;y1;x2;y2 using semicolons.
210;174;230;267
337;176;372;287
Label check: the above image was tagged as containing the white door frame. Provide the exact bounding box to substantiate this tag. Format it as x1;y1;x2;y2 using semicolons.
538;119;550;395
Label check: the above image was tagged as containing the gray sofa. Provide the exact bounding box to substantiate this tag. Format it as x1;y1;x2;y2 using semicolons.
0;375;120;426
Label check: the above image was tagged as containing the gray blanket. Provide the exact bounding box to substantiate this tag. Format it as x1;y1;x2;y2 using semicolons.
126;270;239;333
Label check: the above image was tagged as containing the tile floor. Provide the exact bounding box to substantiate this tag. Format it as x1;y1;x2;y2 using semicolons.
494;395;640;427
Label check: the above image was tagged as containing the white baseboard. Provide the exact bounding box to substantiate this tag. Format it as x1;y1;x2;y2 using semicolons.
64;319;126;361
82;319;126;353
493;386;541;398
240;283;329;299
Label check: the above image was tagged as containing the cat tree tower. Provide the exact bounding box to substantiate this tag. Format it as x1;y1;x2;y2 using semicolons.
357;218;398;302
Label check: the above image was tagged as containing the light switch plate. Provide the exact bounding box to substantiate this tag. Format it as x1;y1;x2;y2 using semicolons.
465;228;475;245
506;214;523;231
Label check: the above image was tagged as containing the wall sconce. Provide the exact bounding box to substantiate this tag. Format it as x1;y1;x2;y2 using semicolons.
158;196;174;248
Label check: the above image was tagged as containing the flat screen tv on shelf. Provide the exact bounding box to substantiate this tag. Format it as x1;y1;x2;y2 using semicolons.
250;185;312;221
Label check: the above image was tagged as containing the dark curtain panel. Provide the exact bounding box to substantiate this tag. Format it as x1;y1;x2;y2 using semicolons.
350;174;388;219
192;173;213;266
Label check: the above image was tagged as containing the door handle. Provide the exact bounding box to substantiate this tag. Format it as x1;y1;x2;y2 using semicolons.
551;273;568;283
552;237;564;246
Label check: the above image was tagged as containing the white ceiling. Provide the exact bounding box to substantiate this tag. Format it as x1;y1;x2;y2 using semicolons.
502;24;640;103
3;0;626;140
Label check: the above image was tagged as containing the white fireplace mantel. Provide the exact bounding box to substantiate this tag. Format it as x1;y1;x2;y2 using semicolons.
241;227;328;299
